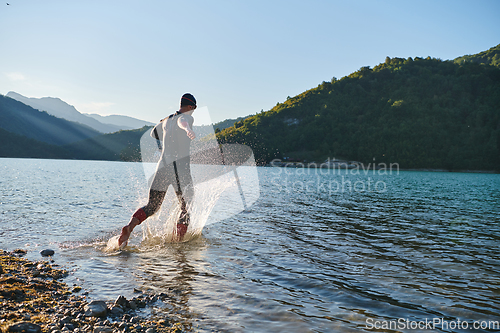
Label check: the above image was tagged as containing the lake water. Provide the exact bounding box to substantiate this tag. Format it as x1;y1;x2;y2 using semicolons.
1;158;499;332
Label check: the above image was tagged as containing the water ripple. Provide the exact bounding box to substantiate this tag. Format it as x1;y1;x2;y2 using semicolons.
1;159;499;332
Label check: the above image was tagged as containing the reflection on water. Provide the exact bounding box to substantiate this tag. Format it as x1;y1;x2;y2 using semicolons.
1;158;500;332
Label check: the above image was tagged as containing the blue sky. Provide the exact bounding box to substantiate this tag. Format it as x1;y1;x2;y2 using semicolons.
1;0;499;125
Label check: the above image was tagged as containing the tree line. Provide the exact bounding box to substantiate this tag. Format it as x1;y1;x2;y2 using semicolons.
217;45;500;171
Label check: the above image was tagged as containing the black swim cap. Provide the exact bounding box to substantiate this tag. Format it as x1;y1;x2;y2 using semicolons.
181;93;196;107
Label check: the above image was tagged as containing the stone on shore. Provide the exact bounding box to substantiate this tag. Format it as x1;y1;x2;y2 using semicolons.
84;301;108;317
92;326;112;333
109;305;124;317
114;295;128;307
7;322;42;333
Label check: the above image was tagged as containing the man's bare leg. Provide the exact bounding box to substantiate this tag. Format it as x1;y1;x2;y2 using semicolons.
118;217;141;247
118;192;163;247
175;194;190;241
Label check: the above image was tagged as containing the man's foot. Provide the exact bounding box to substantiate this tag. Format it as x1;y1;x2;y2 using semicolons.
176;223;188;241
117;217;141;249
118;225;130;248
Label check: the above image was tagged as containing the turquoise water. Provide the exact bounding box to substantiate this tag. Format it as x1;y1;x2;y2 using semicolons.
1;158;499;332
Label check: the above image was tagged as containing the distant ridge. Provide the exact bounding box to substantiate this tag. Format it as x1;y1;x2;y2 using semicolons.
0;94;101;146
84;113;154;130
6;92;152;133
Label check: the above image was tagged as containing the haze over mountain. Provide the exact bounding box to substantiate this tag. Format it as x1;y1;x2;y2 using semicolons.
6;92;153;133
84;113;154;130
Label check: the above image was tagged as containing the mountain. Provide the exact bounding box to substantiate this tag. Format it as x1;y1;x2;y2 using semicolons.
217;47;500;171
5;92;151;133
0;94;101;146
84;113;154;130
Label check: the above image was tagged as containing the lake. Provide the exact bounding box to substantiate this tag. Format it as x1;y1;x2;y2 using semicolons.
1;158;499;332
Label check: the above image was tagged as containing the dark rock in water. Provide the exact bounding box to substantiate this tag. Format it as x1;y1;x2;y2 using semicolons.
84;300;108;317
40;249;55;257
7;322;42;333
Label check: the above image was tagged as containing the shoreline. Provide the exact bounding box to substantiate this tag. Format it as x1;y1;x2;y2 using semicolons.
265;161;498;174
0;157;498;174
0;249;185;333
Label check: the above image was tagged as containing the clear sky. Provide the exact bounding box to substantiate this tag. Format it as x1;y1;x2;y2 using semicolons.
1;0;499;125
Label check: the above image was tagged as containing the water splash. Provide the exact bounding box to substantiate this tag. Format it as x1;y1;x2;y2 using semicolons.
102;167;248;253
104;235;123;253
140;171;237;248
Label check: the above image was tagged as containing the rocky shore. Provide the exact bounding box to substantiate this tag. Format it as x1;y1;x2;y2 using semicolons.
0;249;184;333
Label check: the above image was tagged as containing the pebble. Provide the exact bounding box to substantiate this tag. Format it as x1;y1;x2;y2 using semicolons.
114;295;129;307
118;322;128;331
84;301;108;317
40;249;55;257
92;325;112;333
109;305;124;316
62;323;75;331
7;322;42;333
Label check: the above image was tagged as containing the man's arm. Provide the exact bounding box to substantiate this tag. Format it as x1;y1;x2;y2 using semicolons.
178;116;196;140
150;121;163;140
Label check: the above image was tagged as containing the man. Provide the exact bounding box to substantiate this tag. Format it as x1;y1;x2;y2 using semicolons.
118;93;197;247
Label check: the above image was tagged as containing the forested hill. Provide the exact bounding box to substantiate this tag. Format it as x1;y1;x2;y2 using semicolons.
454;44;500;68
217;45;500;171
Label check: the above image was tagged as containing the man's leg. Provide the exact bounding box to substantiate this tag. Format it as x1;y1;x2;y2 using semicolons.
175;183;194;240
118;189;166;246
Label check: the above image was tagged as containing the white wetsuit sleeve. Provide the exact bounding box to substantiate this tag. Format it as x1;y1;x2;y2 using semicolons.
151;122;163;140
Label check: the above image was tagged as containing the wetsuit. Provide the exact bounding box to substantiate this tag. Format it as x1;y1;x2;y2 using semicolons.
132;111;194;225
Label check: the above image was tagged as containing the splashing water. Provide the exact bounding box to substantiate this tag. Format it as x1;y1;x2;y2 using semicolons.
141;171;237;248
105;167;240;252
